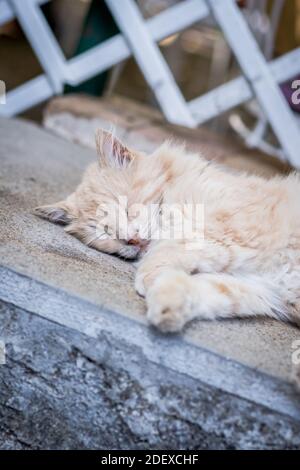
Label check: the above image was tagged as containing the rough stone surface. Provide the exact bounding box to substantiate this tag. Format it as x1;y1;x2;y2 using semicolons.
0;114;300;449
1;301;300;450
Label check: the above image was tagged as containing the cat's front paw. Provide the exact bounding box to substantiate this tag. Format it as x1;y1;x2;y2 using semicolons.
135;268;161;297
146;270;193;333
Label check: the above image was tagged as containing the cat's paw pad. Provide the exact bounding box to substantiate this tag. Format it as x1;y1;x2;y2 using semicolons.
146;271;193;333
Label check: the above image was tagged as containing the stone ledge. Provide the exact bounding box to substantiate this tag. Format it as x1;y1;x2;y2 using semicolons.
1;264;300;423
2;298;299;450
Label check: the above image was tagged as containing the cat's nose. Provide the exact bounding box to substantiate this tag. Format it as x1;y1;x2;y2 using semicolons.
127;236;148;247
127;237;140;246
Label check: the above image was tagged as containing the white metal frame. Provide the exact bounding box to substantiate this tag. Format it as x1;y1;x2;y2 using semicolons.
1;0;300;167
1;0;206;124
227;0;288;160
0;0;48;24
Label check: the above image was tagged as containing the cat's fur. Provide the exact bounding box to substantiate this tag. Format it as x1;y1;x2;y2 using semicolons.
35;129;300;337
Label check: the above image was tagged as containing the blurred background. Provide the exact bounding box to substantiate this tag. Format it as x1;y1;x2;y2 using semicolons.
0;0;300;157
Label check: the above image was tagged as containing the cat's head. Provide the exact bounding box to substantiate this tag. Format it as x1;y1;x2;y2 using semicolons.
35;129;185;260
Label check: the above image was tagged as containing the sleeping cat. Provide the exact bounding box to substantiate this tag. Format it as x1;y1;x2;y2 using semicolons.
35;129;300;335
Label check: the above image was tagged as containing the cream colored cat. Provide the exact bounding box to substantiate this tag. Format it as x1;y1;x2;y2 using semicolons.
35;129;300;335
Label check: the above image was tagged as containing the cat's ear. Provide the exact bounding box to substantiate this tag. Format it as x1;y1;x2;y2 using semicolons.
95;129;134;169
34;201;74;225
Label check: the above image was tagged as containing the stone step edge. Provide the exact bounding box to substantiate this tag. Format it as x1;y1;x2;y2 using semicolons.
0;263;299;422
